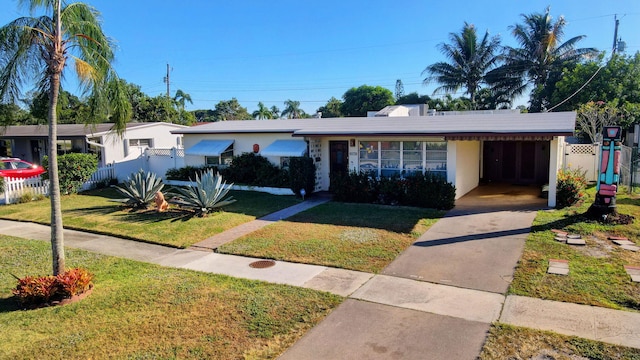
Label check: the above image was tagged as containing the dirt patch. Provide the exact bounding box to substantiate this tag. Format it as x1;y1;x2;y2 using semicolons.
577;234;615;258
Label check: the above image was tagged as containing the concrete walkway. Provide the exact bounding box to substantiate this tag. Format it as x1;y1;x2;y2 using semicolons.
1;189;639;358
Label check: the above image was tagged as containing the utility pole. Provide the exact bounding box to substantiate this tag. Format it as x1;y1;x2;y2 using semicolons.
163;63;171;98
612;15;619;54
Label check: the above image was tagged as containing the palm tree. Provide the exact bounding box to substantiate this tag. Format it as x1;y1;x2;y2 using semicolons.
173;89;192;111
490;7;598;112
422;22;501;110
282;99;305;119
0;0;130;275
270;105;280;119
252;101;273;120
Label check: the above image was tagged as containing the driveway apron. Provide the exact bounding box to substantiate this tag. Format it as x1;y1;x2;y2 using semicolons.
281;185;545;359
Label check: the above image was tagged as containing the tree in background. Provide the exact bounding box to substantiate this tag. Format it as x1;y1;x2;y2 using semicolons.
282;99;306;119
0;0;130;275
490;7;597;112
29;90;89;124
341;85;394;116
395;79;405;101
172;89;195;125
270;105;281;119
423;22;501;110
550;53;640;125
173;89;192;112
212;98;251;121
252;101;273;120
317;97;343;118
576;101;623;143
0;103;31;126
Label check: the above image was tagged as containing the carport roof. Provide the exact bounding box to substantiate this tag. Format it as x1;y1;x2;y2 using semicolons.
174;111;576;138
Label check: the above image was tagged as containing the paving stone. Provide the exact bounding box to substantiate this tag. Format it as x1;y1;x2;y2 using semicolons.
621;244;640;252
612;239;635;246
551;229;567;235
548;259;569;275
608;236;628;241
624;266;640;282
566;234;582;239
554;236;567;242
567;238;586;245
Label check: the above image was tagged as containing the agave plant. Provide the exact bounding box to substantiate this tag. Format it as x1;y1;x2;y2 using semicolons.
170;169;236;216
111;169;164;209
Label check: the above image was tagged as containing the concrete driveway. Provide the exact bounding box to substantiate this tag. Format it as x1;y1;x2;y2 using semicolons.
383;184;545;293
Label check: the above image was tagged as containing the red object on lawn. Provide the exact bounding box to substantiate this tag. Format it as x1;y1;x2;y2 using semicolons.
0;158;46;178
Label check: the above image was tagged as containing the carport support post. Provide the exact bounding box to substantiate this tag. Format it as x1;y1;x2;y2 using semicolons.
547;137;562;208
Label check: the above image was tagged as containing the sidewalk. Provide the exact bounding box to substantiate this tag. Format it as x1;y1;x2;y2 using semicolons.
1;197;639;357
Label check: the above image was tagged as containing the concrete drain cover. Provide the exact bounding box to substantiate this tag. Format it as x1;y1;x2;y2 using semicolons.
249;260;276;269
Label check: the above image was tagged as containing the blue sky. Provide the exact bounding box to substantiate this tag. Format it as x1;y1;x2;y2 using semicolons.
1;0;639;115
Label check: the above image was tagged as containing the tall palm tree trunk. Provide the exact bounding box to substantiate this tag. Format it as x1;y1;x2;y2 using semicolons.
49;0;65;275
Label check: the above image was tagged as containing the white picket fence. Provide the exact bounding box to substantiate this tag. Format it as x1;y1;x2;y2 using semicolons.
80;165;116;191
2;166;116;204
3;176;50;204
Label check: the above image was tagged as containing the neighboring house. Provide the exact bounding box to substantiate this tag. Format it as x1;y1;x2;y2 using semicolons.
0;122;186;167
173;111;576;207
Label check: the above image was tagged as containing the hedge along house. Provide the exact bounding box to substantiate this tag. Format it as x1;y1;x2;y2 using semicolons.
174;111;576;208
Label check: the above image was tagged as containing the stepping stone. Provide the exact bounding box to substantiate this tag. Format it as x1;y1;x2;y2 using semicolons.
608;236;629;241
567;237;586;246
554;236;567;242
551;229;568;236
621;244;640;252
612;239;635;246
548;259;569;275
567;234;581;239
624;266;640;282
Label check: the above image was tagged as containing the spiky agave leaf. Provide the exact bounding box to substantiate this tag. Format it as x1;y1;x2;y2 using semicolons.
170;169;236;215
111;169;164;208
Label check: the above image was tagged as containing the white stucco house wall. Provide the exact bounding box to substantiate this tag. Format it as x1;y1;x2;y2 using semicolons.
173;111;576;207
0;122;186;167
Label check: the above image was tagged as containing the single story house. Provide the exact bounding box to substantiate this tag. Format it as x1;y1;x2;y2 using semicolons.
173;111;577;207
0;122;186;167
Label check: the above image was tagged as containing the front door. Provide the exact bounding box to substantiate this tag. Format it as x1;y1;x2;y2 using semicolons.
329;141;349;177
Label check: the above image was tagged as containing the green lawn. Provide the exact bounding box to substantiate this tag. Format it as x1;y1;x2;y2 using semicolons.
0;236;341;360
218;202;444;273
509;188;640;311
479;324;640;359
0;188;300;248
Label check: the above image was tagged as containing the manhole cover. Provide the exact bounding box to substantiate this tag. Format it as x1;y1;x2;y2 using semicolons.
249;260;276;269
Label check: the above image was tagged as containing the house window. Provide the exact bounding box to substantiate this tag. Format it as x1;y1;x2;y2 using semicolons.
380;141;401;177
204;147;234;167
358;141;378;174
129;138;152;147
358;141;447;177
281;157;291;169
56;140;72;154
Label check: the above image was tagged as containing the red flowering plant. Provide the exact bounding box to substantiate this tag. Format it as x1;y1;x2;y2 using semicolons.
556;168;588;208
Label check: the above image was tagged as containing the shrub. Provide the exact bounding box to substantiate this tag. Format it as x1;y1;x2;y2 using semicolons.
166;165;217;181
330;171;456;210
288;157;316;196
169;169;236;216
556;168;587;208
224;153;288;187
16;190;46;204
112;169;164;209
330;171;378;204
12;268;94;307
42;153;98;194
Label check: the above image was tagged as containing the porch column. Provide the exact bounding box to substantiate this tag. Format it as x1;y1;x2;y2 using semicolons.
547;136;564;208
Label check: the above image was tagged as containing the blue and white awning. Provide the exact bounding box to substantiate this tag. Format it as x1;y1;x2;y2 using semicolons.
185;140;233;156
261;140;308;157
